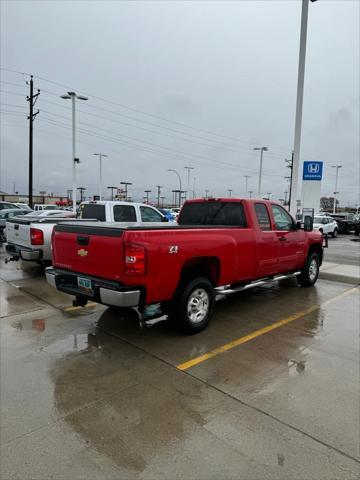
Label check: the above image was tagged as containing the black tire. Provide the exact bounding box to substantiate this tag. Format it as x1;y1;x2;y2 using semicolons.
172;277;215;334
331;228;338;238
297;252;320;287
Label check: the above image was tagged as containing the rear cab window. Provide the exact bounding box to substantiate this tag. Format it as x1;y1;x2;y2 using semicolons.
178;201;247;226
78;204;106;221
113;205;136;222
254;203;271;231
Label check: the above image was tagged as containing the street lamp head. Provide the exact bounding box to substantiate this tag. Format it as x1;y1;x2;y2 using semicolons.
77;95;88;101
60;94;71;99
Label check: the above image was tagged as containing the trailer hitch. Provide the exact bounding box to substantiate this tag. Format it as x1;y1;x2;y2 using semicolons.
72;296;88;307
5;256;19;264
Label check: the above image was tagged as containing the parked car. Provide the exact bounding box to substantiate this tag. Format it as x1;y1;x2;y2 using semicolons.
330;213;359;234
46;198;324;334
33;204;59;211
13;203;32;210
0;201;20;210
0;208;33;243
78;201;168;223
158;208;176;222
313;215;338;237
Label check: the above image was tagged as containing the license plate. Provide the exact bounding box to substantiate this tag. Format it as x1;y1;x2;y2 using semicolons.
77;277;93;293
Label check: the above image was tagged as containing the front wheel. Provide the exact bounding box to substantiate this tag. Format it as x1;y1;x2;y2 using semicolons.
297;253;320;287
331;228;338;238
173;277;215;334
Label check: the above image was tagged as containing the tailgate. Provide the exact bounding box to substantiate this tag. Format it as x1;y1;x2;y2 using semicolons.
6;221;30;247
52;224;124;280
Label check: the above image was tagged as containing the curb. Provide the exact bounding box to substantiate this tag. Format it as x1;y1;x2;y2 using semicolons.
319;271;359;285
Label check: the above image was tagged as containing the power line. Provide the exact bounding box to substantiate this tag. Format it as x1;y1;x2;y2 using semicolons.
1;68;291;154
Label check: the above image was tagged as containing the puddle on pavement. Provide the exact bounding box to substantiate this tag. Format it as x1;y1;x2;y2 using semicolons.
43;333;100;355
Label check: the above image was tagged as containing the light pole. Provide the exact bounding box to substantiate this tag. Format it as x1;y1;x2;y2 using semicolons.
249;190;253;199
228;189;233;197
144;190;151;204
205;189;209;198
93;153;108;200
332;165;342;214
60;91;88;213
107;186;117;201
77;187;86;203
160;196;166;208
120;181;132;201
284;191;288;205
244;175;251;197
184;166;194;199
253;147;268;198
290;0;318;216
167;169;182;206
156;185;162;207
266;193;272;200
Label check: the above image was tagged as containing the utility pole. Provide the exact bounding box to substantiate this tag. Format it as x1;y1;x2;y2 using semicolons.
228;189;233;197
144;190;151;204
244;175;251;197
249;190;253;199
184;166;194;199
120;181;132;201
332;165;342;214
156;185;162;207
254;147;268;198
93;153;108;200
107;186;117;200
27;75;40;209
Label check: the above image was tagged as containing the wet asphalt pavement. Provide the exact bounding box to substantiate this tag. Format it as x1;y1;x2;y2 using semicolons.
0;244;359;479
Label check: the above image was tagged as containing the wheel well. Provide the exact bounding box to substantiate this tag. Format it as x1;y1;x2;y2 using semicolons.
179;257;220;287
308;243;323;266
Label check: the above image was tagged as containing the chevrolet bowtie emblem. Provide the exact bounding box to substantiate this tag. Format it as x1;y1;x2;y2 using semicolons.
77;249;88;257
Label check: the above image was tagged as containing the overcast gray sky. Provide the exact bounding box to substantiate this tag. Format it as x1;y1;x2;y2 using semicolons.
1;0;359;205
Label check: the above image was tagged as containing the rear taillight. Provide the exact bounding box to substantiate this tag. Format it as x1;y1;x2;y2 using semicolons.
30;228;44;245
124;243;146;276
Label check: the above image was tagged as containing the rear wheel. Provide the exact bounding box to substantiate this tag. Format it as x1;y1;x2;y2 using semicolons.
297;253;320;287
172;277;215;334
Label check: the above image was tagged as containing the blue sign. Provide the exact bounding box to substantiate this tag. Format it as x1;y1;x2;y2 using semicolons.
303;161;323;181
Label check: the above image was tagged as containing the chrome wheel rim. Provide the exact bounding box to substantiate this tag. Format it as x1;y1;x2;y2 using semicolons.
309;258;318;282
187;288;209;323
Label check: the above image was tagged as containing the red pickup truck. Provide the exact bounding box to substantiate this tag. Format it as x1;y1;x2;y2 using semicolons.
46;198;323;334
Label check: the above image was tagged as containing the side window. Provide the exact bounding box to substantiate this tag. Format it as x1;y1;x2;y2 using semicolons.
140;207;163;222
255;203;271;231
113;205;136;222
271;205;294;231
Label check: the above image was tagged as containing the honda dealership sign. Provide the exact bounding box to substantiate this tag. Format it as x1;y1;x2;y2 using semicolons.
303;161;323;181
301;161;323;215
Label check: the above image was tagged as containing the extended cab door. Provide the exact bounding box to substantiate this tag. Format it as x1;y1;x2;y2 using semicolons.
253;203;280;277
270;204;305;271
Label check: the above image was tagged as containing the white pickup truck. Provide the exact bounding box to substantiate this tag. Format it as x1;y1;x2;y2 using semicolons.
5;201;167;266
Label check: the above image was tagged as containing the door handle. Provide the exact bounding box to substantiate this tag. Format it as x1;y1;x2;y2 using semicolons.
279;236;287;241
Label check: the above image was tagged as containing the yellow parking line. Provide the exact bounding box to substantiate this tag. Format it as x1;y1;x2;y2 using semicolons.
177;286;359;371
63;302;97;313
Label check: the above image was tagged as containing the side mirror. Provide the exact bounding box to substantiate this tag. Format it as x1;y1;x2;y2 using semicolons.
162;216;169;222
296;221;302;230
304;216;313;232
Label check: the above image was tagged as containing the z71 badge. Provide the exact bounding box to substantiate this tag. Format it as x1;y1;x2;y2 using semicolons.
169;246;179;254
